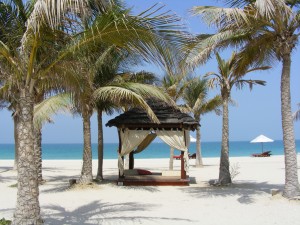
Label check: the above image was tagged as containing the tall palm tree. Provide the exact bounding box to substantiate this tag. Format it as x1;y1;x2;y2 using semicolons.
190;0;300;198
86;44;158;182
73;41;171;184
205;52;267;185
183;77;222;167
0;1;187;223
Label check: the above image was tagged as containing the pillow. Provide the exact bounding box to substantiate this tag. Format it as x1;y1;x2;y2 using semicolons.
137;169;152;175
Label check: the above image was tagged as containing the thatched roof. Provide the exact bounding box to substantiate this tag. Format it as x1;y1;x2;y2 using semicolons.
106;100;199;130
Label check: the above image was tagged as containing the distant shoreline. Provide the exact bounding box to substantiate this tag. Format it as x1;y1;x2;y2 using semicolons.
2;139;299;144
1;141;299;160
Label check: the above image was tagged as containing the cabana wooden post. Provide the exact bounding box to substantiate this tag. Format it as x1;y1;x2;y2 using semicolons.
106;100;199;186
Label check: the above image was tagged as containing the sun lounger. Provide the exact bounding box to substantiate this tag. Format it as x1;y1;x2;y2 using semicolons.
173;155;182;160
173;153;196;160
189;153;196;159
252;151;272;157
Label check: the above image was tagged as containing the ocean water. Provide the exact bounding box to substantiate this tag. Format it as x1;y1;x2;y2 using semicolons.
1;140;300;160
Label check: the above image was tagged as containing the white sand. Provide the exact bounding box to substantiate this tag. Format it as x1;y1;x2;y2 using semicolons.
1;156;300;225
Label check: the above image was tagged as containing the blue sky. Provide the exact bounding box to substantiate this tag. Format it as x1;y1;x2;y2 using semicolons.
1;0;300;143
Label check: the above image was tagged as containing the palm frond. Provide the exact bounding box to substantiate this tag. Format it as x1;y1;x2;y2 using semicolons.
200;95;223;116
184;29;250;68
293;103;300;121
115;82;176;107
33;93;73;129
234;79;266;90
120;71;159;84
224;0;255;7
232;33;276;76
93;85;160;123
191;6;250;28
39;5;186;78
0;41;18;70
254;0;292;19
245;66;272;74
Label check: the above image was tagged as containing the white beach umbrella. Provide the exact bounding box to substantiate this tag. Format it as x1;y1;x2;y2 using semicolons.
190;135;197;143
250;134;274;153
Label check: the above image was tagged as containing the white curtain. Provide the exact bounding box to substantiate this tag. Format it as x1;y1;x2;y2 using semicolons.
185;130;190;149
135;133;157;154
184;130;190;171
156;129;190;172
118;129;149;176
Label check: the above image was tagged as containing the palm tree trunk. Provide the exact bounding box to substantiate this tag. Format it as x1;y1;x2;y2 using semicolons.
13;89;42;225
13;113;19;170
218;94;232;185
96;109;104;181
79;111;93;184
169;147;174;170
195;123;203;167
34;127;43;184
281;53;300;198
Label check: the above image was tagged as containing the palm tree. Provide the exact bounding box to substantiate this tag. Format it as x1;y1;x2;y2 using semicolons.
160;73;192;170
86;42;159;182
33;92;74;183
73;42;171;184
190;0;300;198
205;52;267;185
183;77;222;167
293;103;300;121
0;1;187;223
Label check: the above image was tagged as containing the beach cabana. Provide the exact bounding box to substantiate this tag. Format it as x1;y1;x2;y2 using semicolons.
106;100;199;186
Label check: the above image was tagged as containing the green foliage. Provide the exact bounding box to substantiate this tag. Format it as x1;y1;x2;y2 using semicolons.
183;77;222;119
0;218;11;225
205;52;267;98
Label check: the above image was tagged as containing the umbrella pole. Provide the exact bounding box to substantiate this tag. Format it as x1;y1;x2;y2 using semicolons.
261;142;264;153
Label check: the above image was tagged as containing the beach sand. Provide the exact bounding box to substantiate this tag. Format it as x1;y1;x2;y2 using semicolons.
1;156;300;225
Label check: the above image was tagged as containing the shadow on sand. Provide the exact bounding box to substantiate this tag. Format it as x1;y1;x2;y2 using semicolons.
40;176;161;194
43;200;194;225
179;180;284;204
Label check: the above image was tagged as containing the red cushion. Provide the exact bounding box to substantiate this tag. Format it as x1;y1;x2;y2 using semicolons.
137;169;152;175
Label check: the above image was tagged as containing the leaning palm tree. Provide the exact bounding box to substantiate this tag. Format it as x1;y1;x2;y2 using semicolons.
0;1;187;224
205;52;267;185
190;0;300;198
183;77;222;167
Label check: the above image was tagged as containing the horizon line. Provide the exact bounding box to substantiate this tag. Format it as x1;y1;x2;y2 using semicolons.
1;139;295;145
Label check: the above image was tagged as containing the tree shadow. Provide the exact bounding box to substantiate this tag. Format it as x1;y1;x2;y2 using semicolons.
0;174;17;183
0;166;14;173
43;200;194;225
41;176;160;194
43;174;79;183
179;180;284;204
121;185;160;193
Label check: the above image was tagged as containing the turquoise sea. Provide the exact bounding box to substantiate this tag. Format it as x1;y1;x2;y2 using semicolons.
1;140;300;160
